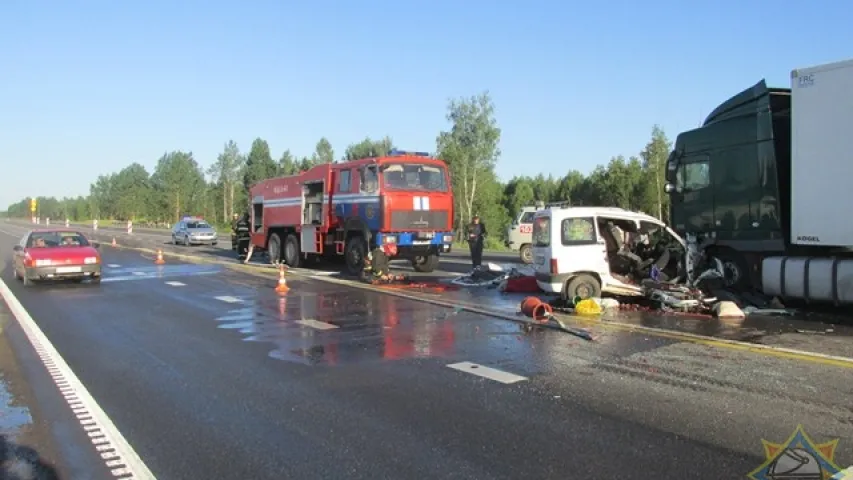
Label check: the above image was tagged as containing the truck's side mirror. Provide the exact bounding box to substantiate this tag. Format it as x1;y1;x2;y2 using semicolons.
664;183;676;194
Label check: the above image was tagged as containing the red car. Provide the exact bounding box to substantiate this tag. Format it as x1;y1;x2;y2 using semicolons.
12;229;102;286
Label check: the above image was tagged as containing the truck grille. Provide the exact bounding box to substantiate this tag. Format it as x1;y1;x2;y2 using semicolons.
389;210;450;231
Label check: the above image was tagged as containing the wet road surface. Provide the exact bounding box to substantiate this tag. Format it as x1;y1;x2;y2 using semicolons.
27;219;519;275
1;224;852;479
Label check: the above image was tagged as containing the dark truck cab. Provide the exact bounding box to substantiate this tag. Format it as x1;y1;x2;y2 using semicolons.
664;80;794;290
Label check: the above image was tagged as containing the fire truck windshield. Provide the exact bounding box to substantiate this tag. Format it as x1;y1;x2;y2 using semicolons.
380;163;448;192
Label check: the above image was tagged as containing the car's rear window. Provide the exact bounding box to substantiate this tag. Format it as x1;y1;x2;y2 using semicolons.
561;217;597;246
532;216;550;247
28;232;90;248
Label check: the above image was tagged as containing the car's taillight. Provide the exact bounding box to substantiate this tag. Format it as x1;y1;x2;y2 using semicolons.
550;258;558;274
23;253;33;267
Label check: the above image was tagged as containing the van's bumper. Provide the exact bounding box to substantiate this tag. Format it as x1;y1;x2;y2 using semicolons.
535;272;568;294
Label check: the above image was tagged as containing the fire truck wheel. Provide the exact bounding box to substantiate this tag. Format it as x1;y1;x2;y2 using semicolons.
268;233;282;265
411;253;440;273
284;234;302;268
344;237;367;275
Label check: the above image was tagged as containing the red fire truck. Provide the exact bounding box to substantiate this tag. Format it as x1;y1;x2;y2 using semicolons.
246;150;454;274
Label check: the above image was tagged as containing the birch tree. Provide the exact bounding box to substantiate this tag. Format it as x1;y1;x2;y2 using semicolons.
207;140;244;222
436;92;501;236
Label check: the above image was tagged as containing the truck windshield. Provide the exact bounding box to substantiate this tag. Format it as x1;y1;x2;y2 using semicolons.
380;163;448;192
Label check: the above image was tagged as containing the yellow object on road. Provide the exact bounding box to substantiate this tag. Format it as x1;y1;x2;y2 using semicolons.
575;298;602;315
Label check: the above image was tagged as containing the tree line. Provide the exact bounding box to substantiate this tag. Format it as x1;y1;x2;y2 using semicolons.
5;91;672;250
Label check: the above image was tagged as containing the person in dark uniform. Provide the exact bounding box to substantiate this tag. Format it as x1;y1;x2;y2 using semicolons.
466;215;487;269
361;243;406;284
232;212;251;257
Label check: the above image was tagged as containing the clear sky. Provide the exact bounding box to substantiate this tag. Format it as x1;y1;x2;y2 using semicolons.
1;0;851;208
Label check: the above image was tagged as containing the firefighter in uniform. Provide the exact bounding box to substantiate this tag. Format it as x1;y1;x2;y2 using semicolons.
361;243;407;284
232;212;251;258
466;215;487;269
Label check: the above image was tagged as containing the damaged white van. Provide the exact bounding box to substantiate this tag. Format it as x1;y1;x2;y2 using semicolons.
531;206;688;300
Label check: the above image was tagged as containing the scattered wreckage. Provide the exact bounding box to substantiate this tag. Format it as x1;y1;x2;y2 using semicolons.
448;206;797;322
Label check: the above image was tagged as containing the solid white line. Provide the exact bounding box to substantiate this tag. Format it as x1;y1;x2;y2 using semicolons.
446;362;528;384
164;281;186;286
295;319;339;330
214;295;243;303
0;277;156;479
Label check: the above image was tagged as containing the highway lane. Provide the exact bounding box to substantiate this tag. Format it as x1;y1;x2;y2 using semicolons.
25;219;520;269
1;227;852;478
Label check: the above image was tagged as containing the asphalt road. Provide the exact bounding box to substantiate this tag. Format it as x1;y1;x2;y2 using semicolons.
31;220;520;272
1;222;852;479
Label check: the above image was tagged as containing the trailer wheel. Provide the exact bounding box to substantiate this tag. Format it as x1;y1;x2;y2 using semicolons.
411;253;440;273
268;233;282;265
284;234;302;268
344;236;367;276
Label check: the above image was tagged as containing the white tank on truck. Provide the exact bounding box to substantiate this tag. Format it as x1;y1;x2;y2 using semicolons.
665;57;853;305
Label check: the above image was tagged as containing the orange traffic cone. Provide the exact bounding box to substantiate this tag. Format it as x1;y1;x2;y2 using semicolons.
154;249;165;265
275;265;289;294
112;237;117;247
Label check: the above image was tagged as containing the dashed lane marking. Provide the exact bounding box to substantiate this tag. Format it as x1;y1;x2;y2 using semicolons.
164;281;186;286
107;264;121;268
0;276;156;479
446;361;528;384
132;271;146;276
295;319;339;330
214;295;243;303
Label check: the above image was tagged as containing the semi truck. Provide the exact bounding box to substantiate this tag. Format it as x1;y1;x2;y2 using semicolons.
245;150;454;275
665;57;853;304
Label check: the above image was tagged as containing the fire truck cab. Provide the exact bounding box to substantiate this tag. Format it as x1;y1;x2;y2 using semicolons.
247;150;454;274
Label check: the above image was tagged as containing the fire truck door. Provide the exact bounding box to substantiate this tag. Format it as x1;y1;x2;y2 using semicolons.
301;225;318;254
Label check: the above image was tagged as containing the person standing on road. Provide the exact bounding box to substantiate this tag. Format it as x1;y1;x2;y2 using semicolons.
466;215;487;269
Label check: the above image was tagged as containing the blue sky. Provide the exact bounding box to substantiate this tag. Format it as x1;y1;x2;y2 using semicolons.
2;0;851;208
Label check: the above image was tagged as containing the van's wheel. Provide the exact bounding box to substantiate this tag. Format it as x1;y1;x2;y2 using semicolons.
412;253;440;273
562;274;601;302
344;237;367;275
284;234;302;268
268;233;282;265
519;244;533;264
710;248;750;291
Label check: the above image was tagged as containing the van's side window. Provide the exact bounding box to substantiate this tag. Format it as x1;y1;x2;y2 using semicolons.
339;170;352;193
561;217;596;246
520;211;535;224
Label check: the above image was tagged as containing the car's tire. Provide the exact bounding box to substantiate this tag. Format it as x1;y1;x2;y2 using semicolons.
212;241;218;246
284;234;302;268
344;236;367;276
563;274;601;302
411;253;440;273
519;244;533;264
21;270;32;287
90;276;101;285
268;233;282;265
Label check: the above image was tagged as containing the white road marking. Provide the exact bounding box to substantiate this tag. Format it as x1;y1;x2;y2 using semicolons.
132;271;146;276
833;466;853;479
446;361;528;384
107;264;121;268
214;295;243;303
295;319;339;330
0;277;156;479
165;281;185;286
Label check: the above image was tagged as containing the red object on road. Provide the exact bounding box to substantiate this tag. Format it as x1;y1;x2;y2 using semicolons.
520;296;552;322
502;275;540;293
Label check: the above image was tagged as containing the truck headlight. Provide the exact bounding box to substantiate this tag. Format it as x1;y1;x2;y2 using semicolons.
442;235;453;243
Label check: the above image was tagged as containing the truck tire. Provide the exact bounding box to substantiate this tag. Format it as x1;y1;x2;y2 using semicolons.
344;236;367;276
268;233;282;265
519;244;533;264
562;274;601;302
710;248;750;291
284;234;302;268
411;253;440;273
